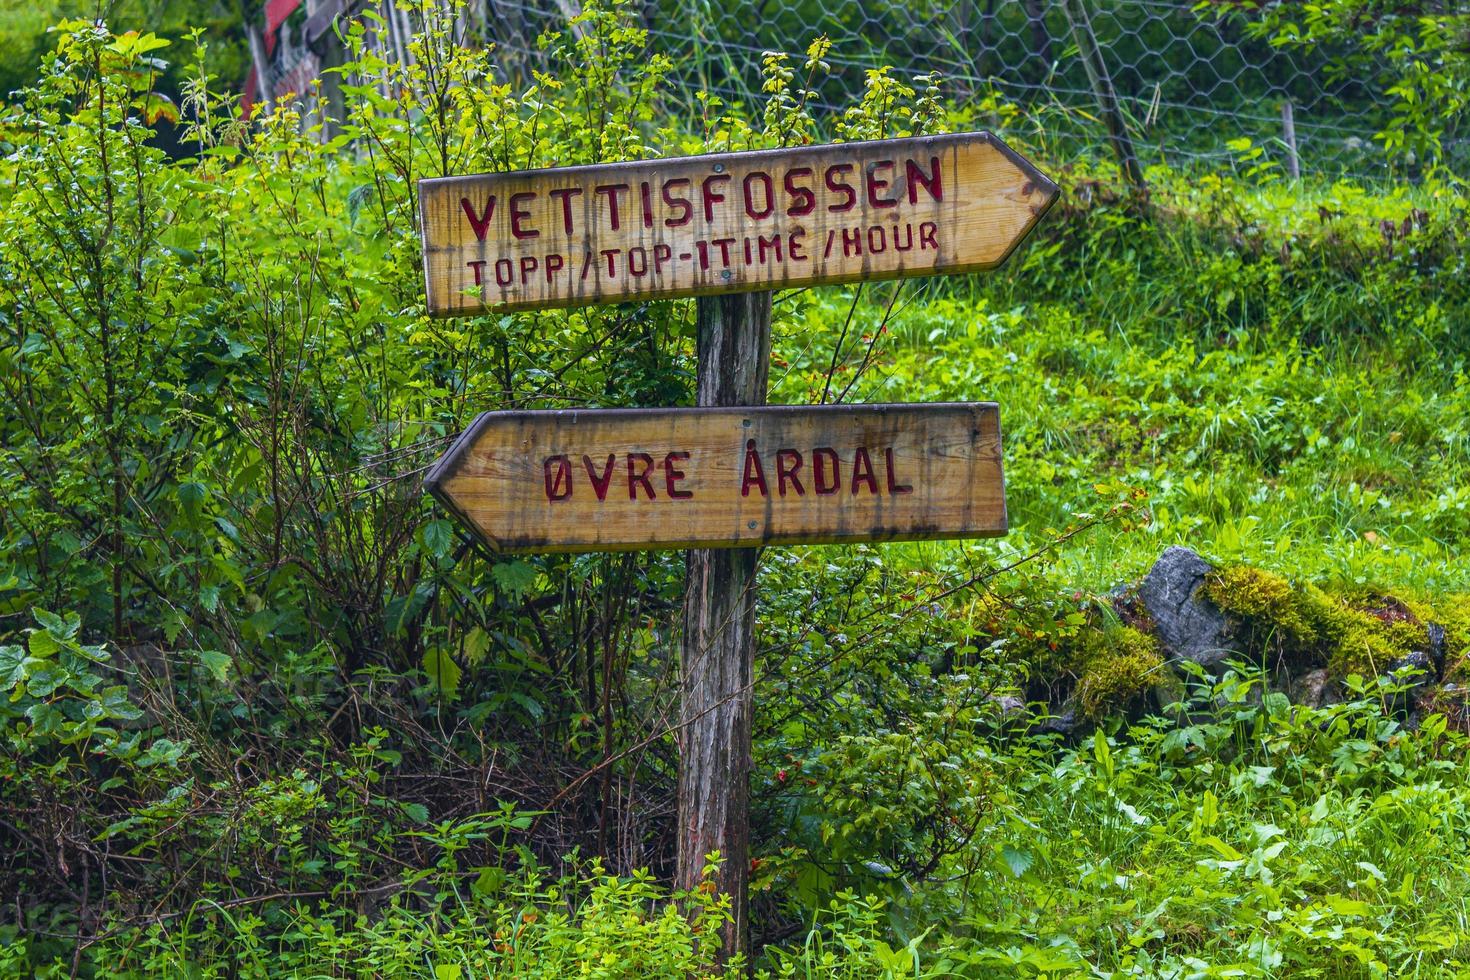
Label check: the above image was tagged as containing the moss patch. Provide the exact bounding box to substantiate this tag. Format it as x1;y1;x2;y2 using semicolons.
1202;566;1455;679
1072;625;1165;720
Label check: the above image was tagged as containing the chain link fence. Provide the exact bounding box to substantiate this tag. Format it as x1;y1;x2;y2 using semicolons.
482;0;1398;179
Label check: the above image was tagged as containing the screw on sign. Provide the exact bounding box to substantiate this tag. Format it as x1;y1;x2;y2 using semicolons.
415;131;1056;962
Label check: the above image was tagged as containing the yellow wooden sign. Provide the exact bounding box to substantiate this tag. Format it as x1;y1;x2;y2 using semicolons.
418;132;1056;315
424;404;1005;552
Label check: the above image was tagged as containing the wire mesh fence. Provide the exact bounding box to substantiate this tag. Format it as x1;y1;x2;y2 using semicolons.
482;0;1400;179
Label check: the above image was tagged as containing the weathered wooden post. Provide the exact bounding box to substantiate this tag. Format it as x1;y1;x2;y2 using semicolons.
416;131;1056;967
1282;99;1300;180
1063;0;1146;194
677;292;770;958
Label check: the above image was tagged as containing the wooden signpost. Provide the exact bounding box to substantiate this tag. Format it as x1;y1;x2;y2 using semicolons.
424;404;1006;553
419;131;1057;314
416;130;1056;962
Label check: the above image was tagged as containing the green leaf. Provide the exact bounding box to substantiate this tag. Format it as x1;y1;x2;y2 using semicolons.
0;646;25;688
101;687;143;721
1001;844;1034;878
421;520;454;559
422;646;461;699
25;665;69;698
28;629;61;660
1201;835;1244;861
510;691;544;721
135;92;179;126
491;560;538;599
177;481;207;516
401;802;430;824
33;608;78;641
199;650;232;684
462;626;491;665
472;865;506;898
1092;730;1114;781
1325;895;1373;917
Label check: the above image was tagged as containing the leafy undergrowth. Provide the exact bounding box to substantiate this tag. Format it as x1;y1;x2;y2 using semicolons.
11;669;1470;977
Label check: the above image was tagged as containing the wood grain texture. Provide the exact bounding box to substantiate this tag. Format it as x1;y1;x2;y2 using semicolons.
418;131;1056;315
674;293;769;963
424;403;1006;553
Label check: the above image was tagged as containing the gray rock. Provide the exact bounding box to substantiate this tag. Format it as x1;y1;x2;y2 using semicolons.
1033;704;1082;738
1289;668;1337;709
987;695;1026;719
1383;651;1435;719
1427;623;1447;672
1387;650;1434;686
1136;546;1238;668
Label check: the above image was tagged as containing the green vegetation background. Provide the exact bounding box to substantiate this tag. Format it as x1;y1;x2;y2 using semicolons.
1;2;1468;976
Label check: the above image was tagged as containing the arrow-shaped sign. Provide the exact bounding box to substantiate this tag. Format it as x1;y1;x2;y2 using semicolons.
418;131;1057;315
424;404;1005;553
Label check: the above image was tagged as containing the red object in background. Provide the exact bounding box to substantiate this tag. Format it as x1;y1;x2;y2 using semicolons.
263;0;300;54
241;64;259;116
265;0;301;36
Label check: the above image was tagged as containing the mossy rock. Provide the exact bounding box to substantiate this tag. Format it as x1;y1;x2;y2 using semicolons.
1071;625;1167;720
1202;566;1454;681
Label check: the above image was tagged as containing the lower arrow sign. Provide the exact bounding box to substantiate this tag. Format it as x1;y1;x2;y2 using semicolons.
424;403;1006;553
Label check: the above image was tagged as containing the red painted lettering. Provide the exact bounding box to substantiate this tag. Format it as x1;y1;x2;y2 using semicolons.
628;246;648;277
702;174;731;222
543;454;572;501
461;196;496;242
510;191;538;239
494;258;515;286
893;224;914;252
784;167;816;216
583;454;616;501
906;156;943;203
813;447;840;495
595;183;629;231
867;226;886;253
664;451;693;499
825;164;856;212
627;453;656;500
519;255;539;283
757;233;782;263
920;221;939;249
662;178;693;227
653;243;672;273
775;449;805;496
884;448;913;495
842;227;863;257
711;238;735;267
639;181;655;229
467;260;486;285
545;253;565;281
743;171;775;219
851;447;879;495
550;187;582;234
741;440;768;497
865;160;897;208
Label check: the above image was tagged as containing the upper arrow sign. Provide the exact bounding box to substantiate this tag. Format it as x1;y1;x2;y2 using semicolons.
418;131;1057;315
